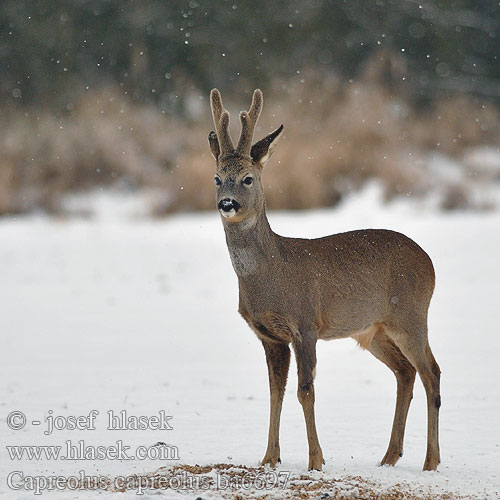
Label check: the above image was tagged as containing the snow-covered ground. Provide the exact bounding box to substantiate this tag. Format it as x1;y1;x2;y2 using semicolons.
1;185;499;499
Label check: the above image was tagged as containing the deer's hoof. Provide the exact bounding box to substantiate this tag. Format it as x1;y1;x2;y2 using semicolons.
308;453;324;471
261;453;280;468
380;450;402;466
423;457;440;471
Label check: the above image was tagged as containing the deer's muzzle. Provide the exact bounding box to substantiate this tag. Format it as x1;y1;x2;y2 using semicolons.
218;198;240;218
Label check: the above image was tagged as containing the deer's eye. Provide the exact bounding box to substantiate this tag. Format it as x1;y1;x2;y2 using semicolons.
214;176;221;186
243;176;253;186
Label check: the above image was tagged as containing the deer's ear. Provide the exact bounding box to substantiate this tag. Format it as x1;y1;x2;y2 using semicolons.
250;125;284;167
208;130;220;161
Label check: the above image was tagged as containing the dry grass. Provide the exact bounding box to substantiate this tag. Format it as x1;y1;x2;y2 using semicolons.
0;64;499;216
0;88;179;214
172;70;499;214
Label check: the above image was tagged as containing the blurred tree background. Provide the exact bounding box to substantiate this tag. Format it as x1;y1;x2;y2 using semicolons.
0;0;499;215
2;0;499;109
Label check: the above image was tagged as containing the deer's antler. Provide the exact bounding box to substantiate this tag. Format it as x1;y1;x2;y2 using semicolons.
236;89;263;156
210;89;234;156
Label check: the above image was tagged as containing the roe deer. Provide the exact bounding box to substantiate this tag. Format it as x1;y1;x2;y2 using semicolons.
208;88;441;471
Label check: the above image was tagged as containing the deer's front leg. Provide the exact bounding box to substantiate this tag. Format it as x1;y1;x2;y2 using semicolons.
261;340;291;467
293;332;324;471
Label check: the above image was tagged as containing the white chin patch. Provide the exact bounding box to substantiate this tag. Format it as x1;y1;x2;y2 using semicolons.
220;209;236;218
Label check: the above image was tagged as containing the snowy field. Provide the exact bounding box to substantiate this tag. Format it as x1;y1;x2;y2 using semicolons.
1;185;499;499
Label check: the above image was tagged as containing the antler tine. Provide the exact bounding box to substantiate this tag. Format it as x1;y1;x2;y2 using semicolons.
236;89;263;155
210;88;234;155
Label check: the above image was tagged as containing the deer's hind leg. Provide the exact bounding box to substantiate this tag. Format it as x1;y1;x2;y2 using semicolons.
364;328;416;466
386;320;441;471
261;340;291;467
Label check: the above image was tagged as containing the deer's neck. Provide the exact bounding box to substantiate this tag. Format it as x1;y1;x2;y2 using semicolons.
222;210;278;278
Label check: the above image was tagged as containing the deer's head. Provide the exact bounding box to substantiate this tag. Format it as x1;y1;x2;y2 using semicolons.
208;89;283;223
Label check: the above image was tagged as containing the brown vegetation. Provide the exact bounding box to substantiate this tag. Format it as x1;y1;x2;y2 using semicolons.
0;66;499;216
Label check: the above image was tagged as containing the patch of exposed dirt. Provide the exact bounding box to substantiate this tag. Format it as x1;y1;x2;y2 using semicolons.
84;463;470;499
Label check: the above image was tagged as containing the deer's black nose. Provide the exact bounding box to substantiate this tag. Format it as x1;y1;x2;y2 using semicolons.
218;198;240;212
